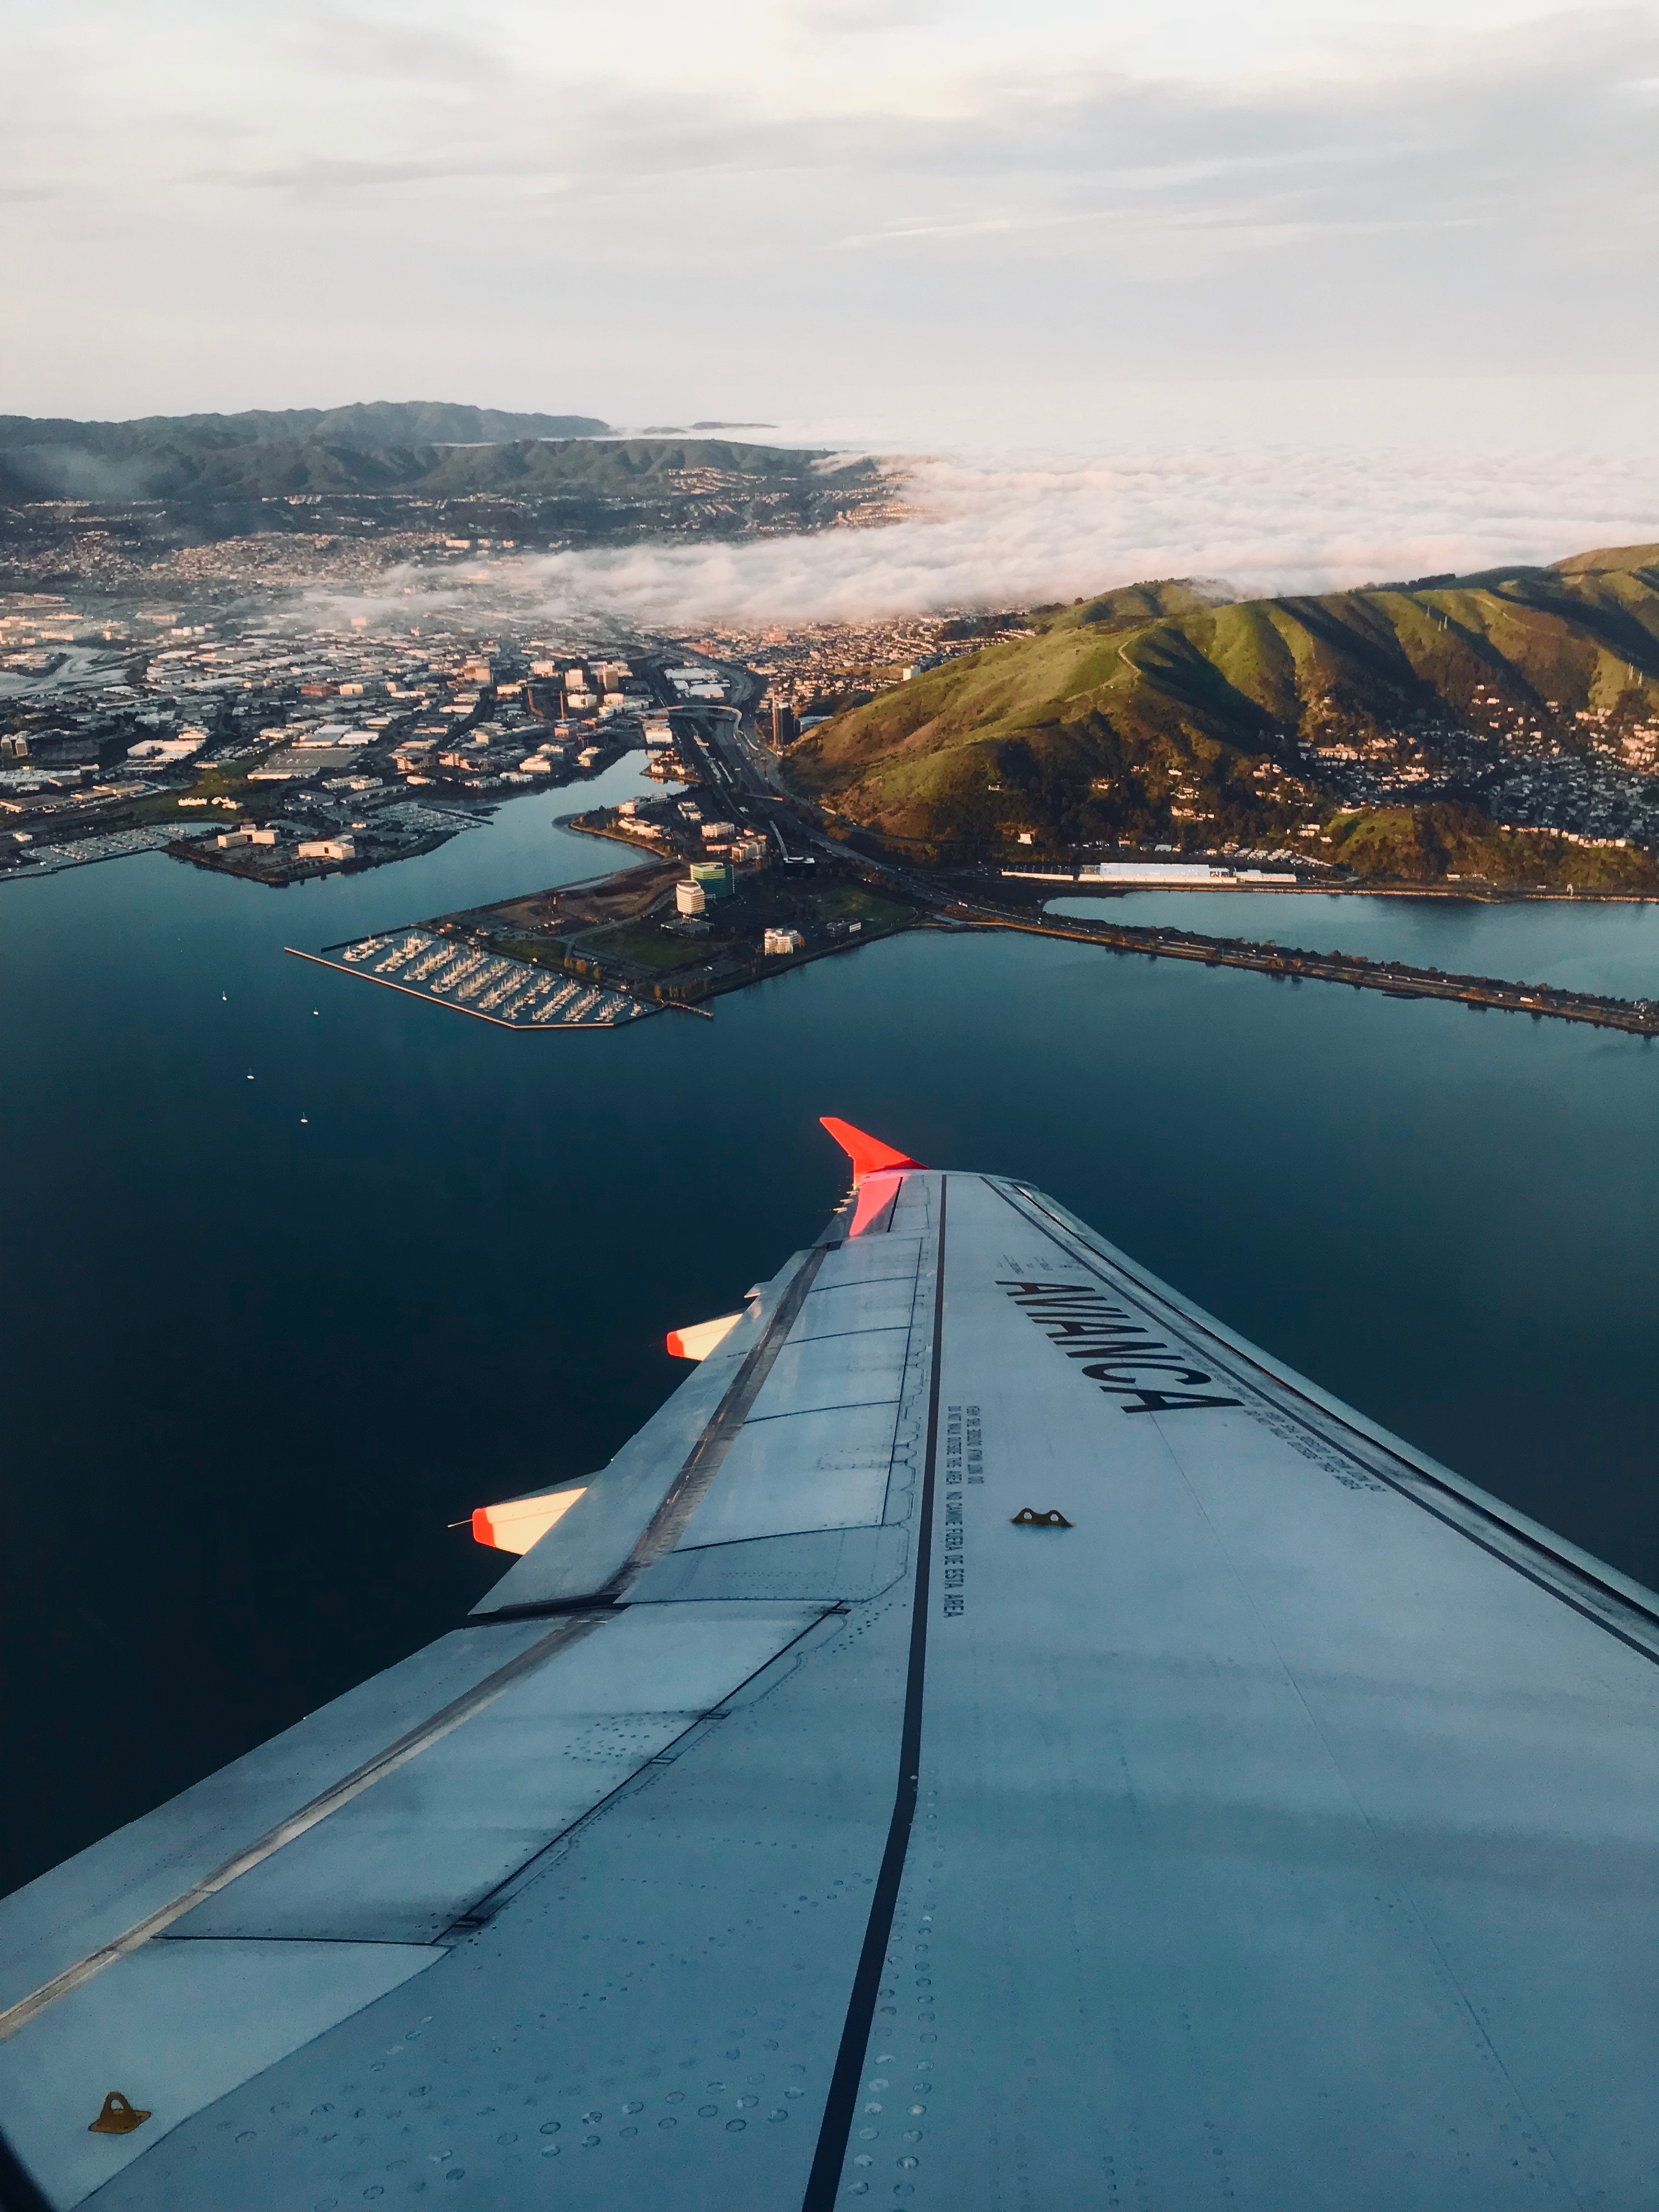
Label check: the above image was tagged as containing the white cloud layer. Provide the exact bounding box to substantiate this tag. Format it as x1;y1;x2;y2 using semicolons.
349;439;1659;630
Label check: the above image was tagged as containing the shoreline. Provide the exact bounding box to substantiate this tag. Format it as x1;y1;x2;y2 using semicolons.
939;905;1659;1039
1029;878;1659;907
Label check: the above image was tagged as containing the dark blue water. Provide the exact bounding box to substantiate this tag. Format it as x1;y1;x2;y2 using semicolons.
6;773;1659;1894
1046;889;1659;997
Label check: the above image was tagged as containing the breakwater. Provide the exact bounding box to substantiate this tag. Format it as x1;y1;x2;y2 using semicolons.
944;901;1659;1037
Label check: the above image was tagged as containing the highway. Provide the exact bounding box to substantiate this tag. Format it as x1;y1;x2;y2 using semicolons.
670;655;1659;1038
662;652;819;860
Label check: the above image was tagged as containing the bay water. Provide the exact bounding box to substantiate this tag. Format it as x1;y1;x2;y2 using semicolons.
5;765;1657;1893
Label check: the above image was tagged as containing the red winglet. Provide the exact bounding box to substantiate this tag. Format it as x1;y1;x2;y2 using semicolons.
820;1116;924;1183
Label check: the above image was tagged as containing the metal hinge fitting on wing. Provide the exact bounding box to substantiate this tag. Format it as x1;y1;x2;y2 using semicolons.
88;2094;150;2136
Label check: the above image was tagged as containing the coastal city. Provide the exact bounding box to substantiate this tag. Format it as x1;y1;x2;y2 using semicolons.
7;546;1656;1064
0;586;1011;887
0;433;905;594
6;578;1659;893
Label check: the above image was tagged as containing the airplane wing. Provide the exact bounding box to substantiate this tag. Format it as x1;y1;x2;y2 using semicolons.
5;1125;1659;2210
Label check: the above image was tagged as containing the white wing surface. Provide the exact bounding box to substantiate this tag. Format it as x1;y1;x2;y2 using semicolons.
4;1134;1659;2211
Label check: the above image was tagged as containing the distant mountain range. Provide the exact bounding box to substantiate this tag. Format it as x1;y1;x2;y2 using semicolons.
787;547;1659;889
0;400;621;501
0;403;872;520
639;421;778;433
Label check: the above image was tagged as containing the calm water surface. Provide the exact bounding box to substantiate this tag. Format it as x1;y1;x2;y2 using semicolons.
1047;889;1659;997
5;771;1658;1892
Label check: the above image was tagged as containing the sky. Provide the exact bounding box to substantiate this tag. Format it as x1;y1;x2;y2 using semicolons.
5;0;1657;607
5;0;1656;428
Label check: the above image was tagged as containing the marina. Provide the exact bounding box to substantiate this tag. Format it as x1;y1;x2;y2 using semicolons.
288;929;658;1029
0;823;217;878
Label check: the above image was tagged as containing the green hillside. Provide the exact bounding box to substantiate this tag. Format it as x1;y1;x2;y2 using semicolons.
0;400;609;484
409;437;838;496
785;550;1659;887
0;407;849;505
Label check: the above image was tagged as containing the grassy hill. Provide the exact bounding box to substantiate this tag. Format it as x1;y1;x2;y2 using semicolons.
0;402;610;499
0;407;874;513
785;551;1659;888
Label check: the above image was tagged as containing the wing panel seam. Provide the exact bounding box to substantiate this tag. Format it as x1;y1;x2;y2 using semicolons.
618;1243;832;1573
800;1176;948;2211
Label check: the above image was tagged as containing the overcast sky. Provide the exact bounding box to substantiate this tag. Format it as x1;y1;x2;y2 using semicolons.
4;0;1656;430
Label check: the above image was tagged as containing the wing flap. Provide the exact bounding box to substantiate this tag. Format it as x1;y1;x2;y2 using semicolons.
743;1323;910;1416
670;1234;924;1548
814;1234;923;1288
790;1277;917;1341
0;1623;556;2017
676;1400;904;1545
623;1524;911;1605
166;1602;823;1943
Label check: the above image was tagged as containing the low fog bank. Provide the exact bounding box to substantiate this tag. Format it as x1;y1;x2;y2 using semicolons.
324;443;1659;632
